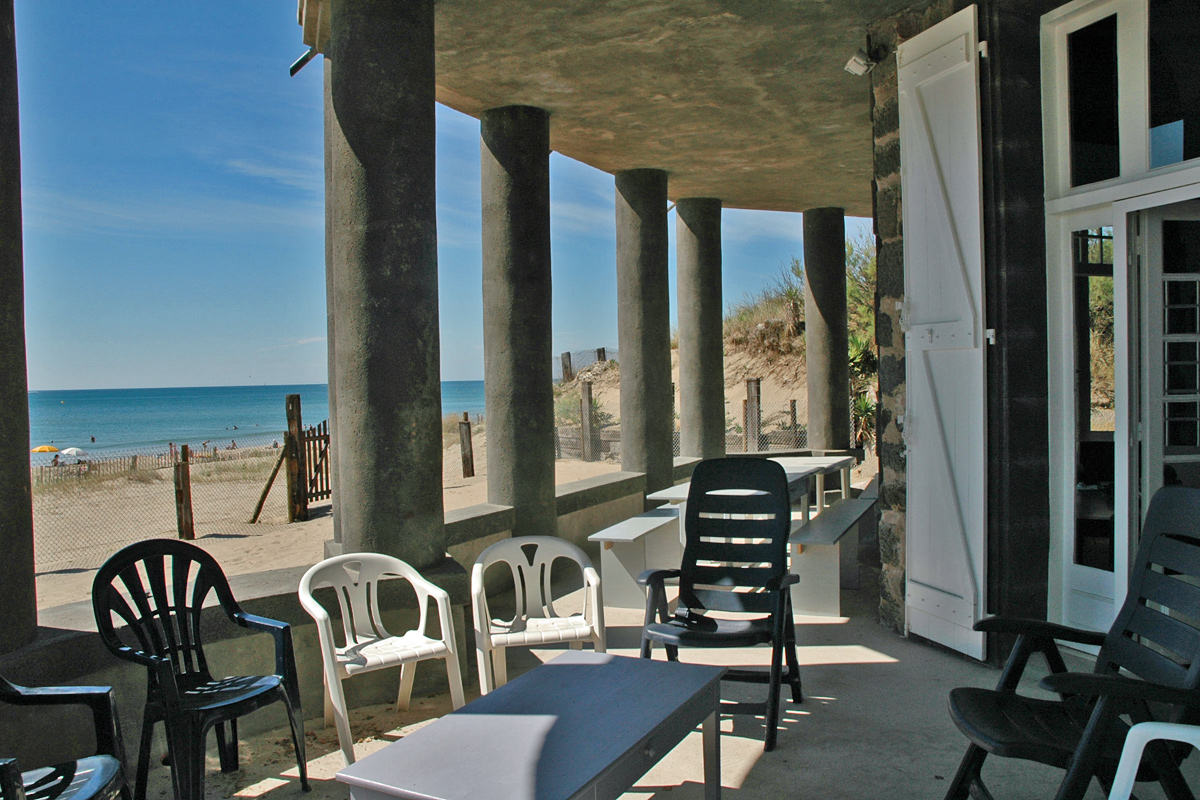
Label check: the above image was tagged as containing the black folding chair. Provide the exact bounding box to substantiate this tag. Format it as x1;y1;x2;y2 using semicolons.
639;457;803;751
944;486;1200;800
0;673;130;800
92;539;308;800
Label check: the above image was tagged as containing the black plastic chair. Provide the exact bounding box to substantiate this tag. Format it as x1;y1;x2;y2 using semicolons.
639;457;803;751
91;539;308;800
944;486;1200;800
0;674;130;800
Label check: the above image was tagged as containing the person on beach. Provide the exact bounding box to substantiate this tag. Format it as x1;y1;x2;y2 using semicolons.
90;435;95;443
51;454;59;466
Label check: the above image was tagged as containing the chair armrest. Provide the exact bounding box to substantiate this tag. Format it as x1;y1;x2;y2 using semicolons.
232;611;296;682
974;616;1107;647
0;757;25;800
1;684;126;763
976;616;1101;694
636;568;680;589
1040;673;1200;710
765;573;799;591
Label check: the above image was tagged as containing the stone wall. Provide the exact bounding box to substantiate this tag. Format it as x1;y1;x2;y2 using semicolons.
866;0;959;634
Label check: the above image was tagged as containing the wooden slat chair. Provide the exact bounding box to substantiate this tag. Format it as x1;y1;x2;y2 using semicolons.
639;457;803;752
92;539;308;800
944;486;1200;800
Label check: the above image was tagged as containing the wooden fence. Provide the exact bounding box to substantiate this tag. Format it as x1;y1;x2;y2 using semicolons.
302;419;331;503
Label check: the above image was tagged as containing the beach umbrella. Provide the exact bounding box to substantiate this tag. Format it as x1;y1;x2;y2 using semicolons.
31;445;58;453
60;447;86;457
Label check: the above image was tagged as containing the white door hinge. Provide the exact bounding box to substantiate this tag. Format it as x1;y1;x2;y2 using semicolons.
896;299;911;332
978;40;989;58
985;328;997;345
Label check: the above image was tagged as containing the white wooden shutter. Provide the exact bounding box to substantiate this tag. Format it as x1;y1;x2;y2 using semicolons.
898;4;987;661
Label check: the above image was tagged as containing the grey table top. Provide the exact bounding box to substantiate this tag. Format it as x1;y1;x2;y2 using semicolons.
646;462;822;504
337;651;724;800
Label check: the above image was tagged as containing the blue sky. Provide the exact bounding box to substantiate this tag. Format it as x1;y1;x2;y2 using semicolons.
14;2;870;391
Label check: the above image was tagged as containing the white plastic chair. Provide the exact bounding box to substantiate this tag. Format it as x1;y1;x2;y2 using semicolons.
1109;721;1200;800
298;553;465;765
471;536;605;694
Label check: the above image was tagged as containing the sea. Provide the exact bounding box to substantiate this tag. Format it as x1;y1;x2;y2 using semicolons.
27;381;486;464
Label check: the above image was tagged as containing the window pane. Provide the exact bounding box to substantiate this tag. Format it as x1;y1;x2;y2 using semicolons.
1068;15;1119;186
1149;0;1200;168
1163;221;1200;274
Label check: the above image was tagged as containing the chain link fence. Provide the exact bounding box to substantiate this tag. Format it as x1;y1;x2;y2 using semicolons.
32;433;293;572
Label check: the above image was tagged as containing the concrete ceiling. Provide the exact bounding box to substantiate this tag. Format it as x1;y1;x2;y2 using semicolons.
433;0;915;216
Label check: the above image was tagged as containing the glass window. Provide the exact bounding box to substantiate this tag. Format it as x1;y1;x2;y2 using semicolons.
1149;0;1200;168
1073;228;1115;572
1068;15;1120;186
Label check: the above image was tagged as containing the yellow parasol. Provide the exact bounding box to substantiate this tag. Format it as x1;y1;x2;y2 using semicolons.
31;445;59;453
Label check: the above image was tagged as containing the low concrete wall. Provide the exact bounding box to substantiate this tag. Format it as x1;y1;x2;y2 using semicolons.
555;471;645;556
0;470;650;769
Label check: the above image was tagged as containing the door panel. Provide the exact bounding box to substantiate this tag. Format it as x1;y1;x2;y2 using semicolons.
899;4;987;660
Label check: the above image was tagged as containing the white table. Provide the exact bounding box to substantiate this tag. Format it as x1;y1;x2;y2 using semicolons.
769;455;855;516
337;651;724;800
588;506;681;608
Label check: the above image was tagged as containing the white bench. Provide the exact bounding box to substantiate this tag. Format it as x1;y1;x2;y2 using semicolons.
588;505;681;608
786;477;878;617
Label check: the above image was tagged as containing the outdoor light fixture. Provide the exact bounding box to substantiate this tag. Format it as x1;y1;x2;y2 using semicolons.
844;48;877;76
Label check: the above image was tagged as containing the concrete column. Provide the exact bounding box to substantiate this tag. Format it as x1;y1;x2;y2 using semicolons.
676;198;725;459
322;58;342;557
0;0;37;653
803;207;850;451
328;0;444;568
615;169;673;494
481;106;556;537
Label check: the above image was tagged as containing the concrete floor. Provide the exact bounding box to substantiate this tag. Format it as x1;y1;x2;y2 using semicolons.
141;590;1188;800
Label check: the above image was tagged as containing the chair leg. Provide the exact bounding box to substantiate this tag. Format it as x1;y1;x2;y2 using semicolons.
280;689;310;792
665;644;679;662
323;675;334;728
396;662;416;712
593;632;606;654
492;649;508;689
763;638;785;752
134;709;156;800
214;719;238;773
477;644;495;695
445;654;465;710
328;675;355;766
943;743;988;800
784;617;803;704
639;634;654;659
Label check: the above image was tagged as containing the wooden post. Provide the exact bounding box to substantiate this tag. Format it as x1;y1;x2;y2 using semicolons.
285;393;308;522
249;447;287;524
460;411;475;478
790;399;799;447
581;380;595;462
742;399;748;452
561;351;574;383
174;444;194;540
596;346;606;363
746;378;762;453
130;454;137;472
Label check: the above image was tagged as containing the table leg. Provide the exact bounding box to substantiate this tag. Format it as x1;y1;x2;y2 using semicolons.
841;466;851;500
816;473;826;513
703;710;721;800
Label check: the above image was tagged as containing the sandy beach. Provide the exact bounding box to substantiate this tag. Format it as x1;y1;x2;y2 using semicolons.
33;432;620;610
